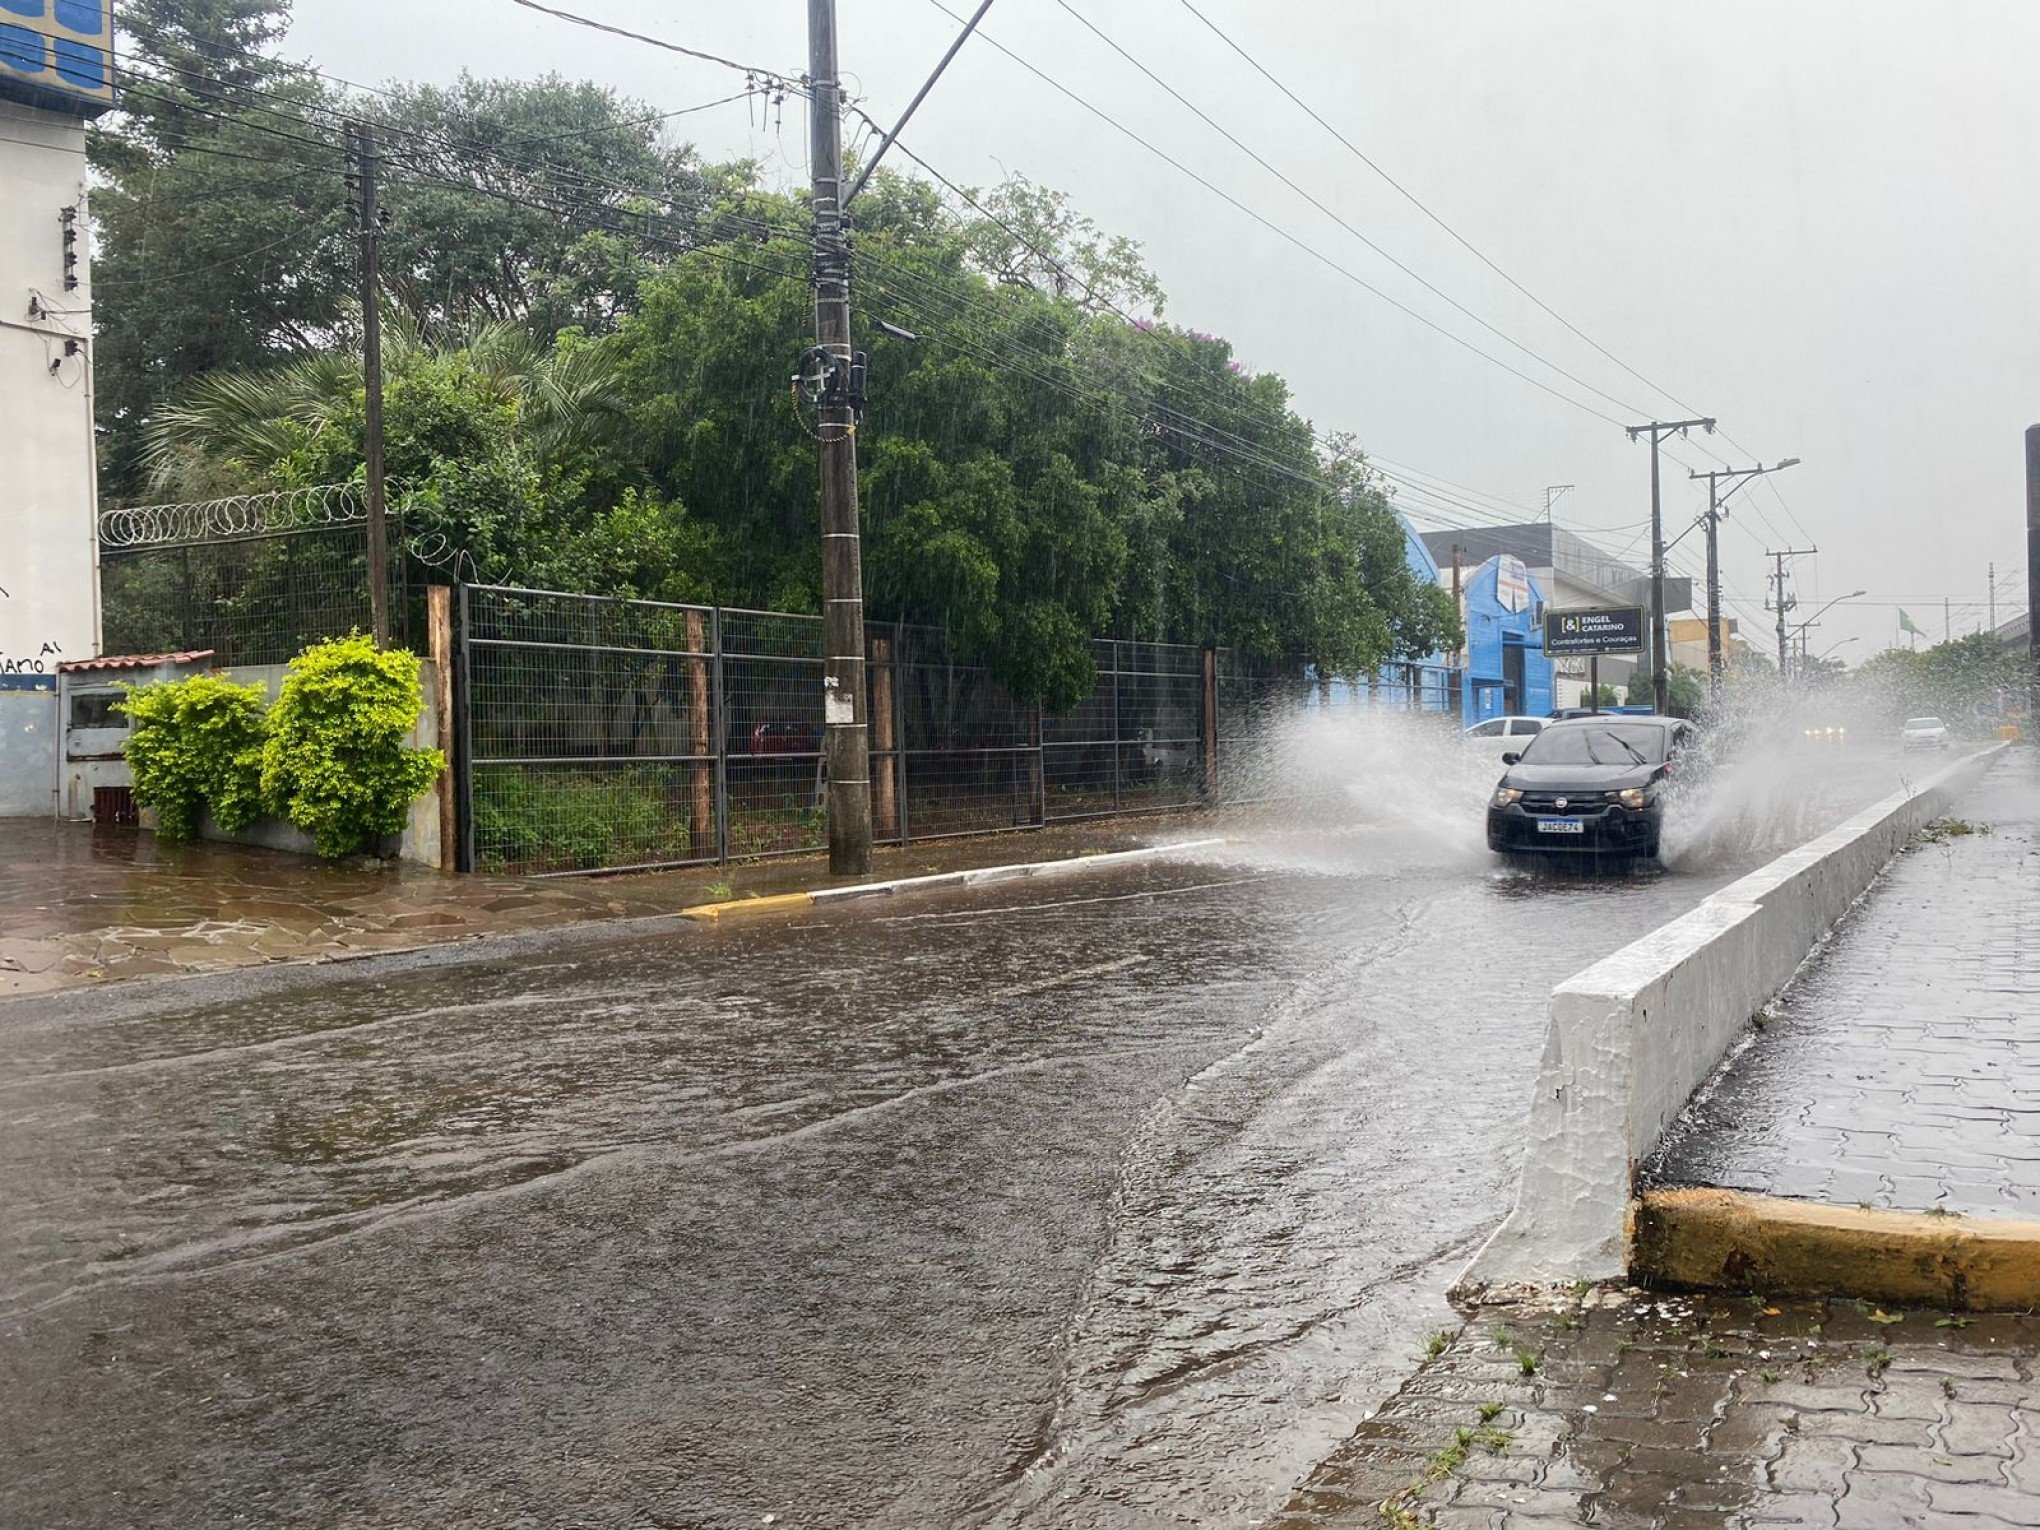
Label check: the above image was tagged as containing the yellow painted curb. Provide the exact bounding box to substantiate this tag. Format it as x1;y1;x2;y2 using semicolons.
1634;1188;2040;1311
680;892;817;922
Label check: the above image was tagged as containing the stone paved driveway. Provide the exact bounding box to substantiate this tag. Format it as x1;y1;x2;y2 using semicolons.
1648;750;2040;1218
1276;1290;2040;1529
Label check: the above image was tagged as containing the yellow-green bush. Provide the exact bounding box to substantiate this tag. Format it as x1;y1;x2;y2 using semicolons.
117;674;269;840
259;634;444;858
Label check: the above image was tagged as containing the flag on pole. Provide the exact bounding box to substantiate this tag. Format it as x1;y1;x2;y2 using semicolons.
1897;609;1924;638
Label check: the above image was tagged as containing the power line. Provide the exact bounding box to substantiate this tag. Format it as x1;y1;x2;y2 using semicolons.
923;0;1631;429
1052;0;1658;421
1171;0;1704;422
503;0;800;89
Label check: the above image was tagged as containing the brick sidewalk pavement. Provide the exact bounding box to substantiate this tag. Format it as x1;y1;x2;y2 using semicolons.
1275;1290;2039;1529
1648;749;2040;1218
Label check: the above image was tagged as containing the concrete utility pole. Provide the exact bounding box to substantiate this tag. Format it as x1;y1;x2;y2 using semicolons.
1626;418;1715;713
806;0;873;875
347;121;390;647
1688;458;1800;699
1767;547;1816;682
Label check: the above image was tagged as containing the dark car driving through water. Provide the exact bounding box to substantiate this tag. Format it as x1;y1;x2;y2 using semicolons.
1485;715;1698;860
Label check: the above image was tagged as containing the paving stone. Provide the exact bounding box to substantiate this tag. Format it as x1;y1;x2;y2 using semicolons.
1282;1295;2040;1530
1646;753;2040;1220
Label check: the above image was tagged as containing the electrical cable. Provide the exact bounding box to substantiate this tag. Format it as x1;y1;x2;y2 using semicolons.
924;0;1631;429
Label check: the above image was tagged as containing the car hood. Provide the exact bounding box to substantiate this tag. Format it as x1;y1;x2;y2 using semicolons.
1499;760;1660;793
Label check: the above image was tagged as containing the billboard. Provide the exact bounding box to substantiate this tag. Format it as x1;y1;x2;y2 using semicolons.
1543;606;1645;656
0;0;113;116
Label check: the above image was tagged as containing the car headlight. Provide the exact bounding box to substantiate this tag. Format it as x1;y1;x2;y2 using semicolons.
1492;787;1523;807
1616;787;1649;810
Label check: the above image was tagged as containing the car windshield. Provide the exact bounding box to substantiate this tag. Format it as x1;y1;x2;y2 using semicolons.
1905;718;1944;729
1517;724;1665;767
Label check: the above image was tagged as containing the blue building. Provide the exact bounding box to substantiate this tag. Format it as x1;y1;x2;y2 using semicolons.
1305;520;1554;725
1458;552;1555;724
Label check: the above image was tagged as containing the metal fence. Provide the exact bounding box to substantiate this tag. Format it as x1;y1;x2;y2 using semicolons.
457;584;1268;875
97;486;418;664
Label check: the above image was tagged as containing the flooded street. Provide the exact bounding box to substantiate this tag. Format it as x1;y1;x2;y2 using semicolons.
0;732;1925;1528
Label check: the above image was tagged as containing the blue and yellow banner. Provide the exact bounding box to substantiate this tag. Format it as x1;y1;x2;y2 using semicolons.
0;0;113;117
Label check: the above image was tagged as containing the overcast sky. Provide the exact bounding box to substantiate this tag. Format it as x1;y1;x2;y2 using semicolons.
290;0;2038;661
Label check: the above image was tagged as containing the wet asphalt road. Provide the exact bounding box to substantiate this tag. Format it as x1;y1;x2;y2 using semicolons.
0;743;1926;1529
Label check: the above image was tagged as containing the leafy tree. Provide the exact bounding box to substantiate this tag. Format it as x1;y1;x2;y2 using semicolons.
1624;665;1704;712
958;175;1165;316
89;2;722;498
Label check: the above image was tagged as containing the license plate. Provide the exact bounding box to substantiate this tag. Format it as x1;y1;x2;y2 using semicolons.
1536;818;1585;834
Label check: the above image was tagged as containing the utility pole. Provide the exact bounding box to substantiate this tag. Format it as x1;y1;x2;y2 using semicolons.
1626;418;1715;713
1766;547;1818;683
347;121;390;647
1944;596;1951;643
807;0;872;875
1688;458;1800;700
1988;561;1996;633
1450;544;1465;721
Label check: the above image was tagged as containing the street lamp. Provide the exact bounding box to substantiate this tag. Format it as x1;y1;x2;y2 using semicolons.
1804;589;1868;629
1788;591;1867;682
1816;636;1860;662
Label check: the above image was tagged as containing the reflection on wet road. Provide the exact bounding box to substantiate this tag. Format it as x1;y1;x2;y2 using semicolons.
0;744;1923;1528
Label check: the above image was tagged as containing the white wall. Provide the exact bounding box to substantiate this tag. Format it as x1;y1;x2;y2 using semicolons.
0;100;97;814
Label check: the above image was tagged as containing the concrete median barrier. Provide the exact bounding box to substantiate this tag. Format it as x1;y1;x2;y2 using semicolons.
1460;745;2008;1291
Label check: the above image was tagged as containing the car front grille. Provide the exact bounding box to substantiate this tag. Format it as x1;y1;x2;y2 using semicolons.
1519;790;1608;812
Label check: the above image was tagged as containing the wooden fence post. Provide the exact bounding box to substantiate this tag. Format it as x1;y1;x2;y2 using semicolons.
428;584;456;871
686;609;714;858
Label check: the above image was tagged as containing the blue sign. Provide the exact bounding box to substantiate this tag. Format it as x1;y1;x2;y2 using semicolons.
0;0;113;116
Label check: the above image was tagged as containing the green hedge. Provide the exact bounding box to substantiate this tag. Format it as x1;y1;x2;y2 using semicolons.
120;635;442;859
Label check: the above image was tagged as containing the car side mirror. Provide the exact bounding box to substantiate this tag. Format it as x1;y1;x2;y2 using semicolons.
1501;751;1521;766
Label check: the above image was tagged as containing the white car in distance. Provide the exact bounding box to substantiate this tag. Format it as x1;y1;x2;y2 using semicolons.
1901;716;1950;751
1463;715;1550;761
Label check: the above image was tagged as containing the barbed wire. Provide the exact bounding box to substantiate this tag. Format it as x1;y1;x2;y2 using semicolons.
98;484;367;549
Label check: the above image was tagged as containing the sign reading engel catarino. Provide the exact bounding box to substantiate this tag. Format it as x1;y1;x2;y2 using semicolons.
1543;606;1645;656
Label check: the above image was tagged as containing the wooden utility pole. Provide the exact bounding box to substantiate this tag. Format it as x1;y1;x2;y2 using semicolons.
348;120;390;647
807;0;872;875
1626;417;1715;712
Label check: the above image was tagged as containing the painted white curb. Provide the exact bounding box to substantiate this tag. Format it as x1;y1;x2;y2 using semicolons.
1462;745;2009;1290
807;839;1228;904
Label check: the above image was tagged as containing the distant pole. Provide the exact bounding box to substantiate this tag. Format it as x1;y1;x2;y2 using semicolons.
1771;552;1792;680
1450;544;1464;720
1944;596;1951;643
348;120;389;647
2028;425;2040;718
1627;417;1715;712
1703;476;1724;696
1688;459;1800;700
1766;546;1817;685
808;0;873;875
